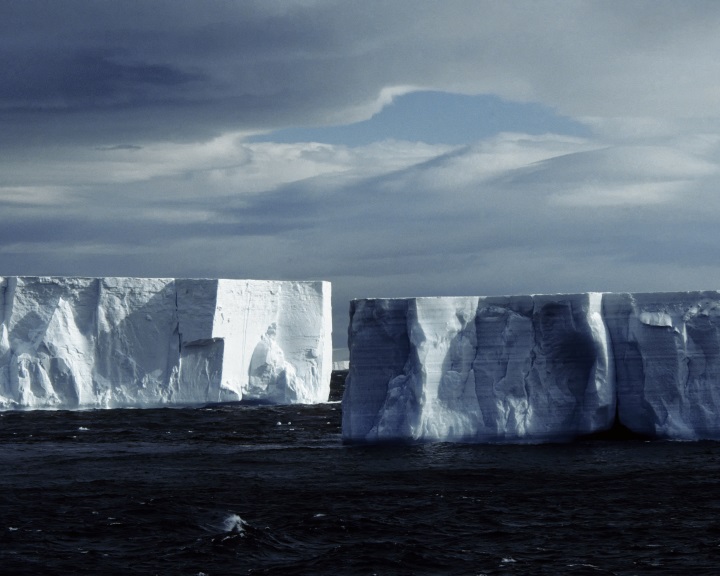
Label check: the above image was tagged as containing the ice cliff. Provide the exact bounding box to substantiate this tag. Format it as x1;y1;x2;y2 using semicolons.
603;291;720;440
342;291;720;443
0;277;332;409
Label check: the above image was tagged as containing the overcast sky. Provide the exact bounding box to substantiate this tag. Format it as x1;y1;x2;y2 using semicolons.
4;1;720;349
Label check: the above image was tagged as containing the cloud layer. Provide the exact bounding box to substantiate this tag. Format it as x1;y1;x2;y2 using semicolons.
3;1;720;348
3;132;720;346
4;1;720;146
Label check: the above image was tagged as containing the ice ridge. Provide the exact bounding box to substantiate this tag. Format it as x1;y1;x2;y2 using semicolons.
342;291;720;442
0;277;332;409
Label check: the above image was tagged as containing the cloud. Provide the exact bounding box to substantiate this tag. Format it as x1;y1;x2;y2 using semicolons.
3;1;720;149
4;1;720;348
5;130;718;346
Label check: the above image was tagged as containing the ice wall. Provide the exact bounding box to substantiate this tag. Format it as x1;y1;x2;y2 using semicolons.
604;291;720;440
343;293;614;443
0;277;331;409
343;291;720;443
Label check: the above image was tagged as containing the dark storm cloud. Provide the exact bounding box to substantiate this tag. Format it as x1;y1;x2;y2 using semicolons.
0;0;395;145
5;1;720;148
0;50;203;106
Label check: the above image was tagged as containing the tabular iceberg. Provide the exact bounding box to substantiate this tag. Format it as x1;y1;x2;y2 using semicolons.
0;277;332;409
342;293;615;443
342;291;720;443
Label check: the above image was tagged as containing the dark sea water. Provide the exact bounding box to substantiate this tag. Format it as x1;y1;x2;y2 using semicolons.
2;374;720;575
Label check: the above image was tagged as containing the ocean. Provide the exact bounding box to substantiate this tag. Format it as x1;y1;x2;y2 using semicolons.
2;373;720;575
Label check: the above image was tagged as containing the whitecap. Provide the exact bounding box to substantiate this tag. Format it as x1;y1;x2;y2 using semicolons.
222;513;248;534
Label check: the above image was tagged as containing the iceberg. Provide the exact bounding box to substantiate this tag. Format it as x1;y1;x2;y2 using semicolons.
342;293;614;443
0;277;332;409
342;291;720;443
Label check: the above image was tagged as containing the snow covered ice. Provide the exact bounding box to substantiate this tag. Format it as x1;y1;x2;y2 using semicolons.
0;277;332;409
342;291;720;443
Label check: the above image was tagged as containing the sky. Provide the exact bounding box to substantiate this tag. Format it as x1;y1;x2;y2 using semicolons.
4;1;720;351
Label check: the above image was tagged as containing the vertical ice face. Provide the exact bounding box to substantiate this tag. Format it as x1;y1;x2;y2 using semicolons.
473;292;614;442
0;277;100;409
176;278;227;404
95;277;180;408
0;277;332;410
352;297;481;441
343;292;615;443
409;297;480;441
604;291;720;439
342;299;411;439
213;280;332;404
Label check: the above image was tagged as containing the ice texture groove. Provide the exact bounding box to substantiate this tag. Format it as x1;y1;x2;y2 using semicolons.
0;277;332;409
343;291;720;443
